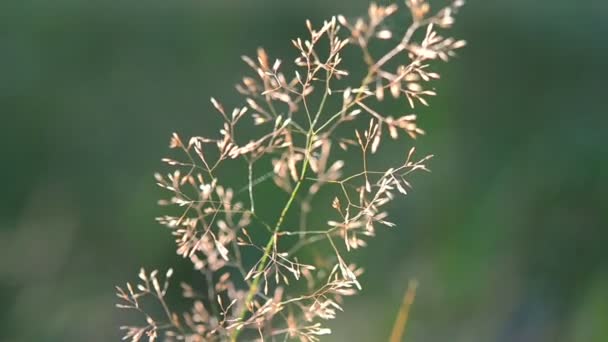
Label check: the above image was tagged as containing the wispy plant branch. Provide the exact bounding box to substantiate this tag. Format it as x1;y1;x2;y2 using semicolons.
117;1;466;341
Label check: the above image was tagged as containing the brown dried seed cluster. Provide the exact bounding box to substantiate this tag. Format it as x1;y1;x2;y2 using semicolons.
117;1;465;341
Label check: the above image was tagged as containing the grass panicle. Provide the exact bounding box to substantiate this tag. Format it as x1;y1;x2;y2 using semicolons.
116;1;466;340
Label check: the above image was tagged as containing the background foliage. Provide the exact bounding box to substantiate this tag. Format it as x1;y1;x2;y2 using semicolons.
1;0;606;341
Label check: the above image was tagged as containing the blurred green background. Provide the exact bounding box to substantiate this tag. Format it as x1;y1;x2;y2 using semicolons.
1;0;607;341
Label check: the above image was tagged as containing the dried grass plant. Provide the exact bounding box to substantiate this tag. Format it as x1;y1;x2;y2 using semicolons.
116;1;465;341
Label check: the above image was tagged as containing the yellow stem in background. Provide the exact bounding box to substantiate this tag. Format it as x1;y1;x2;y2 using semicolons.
389;280;418;342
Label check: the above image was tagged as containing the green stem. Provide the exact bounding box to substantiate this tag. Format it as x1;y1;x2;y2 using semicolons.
311;72;331;129
248;162;255;214
230;136;313;341
314;70;375;134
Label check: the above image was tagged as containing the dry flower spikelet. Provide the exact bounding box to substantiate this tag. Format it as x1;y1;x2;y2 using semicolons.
117;1;465;341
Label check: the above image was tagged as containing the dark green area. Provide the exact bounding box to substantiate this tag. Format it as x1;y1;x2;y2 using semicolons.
1;0;606;341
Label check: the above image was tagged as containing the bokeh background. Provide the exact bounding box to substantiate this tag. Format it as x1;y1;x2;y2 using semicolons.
1;0;607;341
